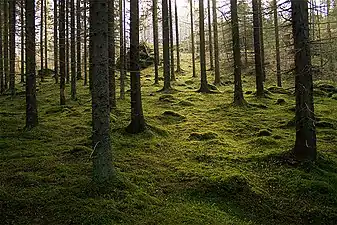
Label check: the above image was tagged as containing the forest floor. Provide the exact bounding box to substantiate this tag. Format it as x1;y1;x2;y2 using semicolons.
1;55;337;224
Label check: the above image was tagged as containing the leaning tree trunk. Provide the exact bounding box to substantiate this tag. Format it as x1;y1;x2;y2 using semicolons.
162;0;172;91
119;0;125;99
9;0;16;97
212;0;220;85
0;4;4;94
169;0;175;81
91;0;115;185
54;0;58;83
198;0;210;93
174;0;181;73
60;0;66;105
26;0;38;129
207;0;214;71
108;0;116;109
231;0;245;105
252;0;264;97
21;0;25;83
291;0;316;161
127;0;146;134
152;0;159;84
70;0;76;100
76;0;81;80
4;0;8;89
189;0;196;78
273;0;281;87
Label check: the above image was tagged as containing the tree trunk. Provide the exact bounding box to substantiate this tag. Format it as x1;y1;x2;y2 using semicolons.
152;0;159;84
71;0;76;100
66;0;70;83
21;0;25;83
258;0;266;81
198;0;210;93
44;0;47;70
26;0;38;128
60;0;66;105
40;0;44;81
119;0;125;99
174;0;181;73
212;0;220;85
291;0;316;161
108;0;116;109
54;0;58;83
316;4;323;70
243;12;248;67
127;0;146;134
327;0;334;71
76;0;81;80
4;0;8;89
207;0;214;71
9;0;16;96
162;0;171;91
231;0;245;105
189;0;196;78
169;0;175;81
252;0;264;97
273;0;281;87
0;3;4;94
84;0;88;86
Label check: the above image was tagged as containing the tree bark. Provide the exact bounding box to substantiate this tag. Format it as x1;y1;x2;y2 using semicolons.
21;0;25;83
84;0;88;86
189;0;196;78
174;0;181;73
162;0;171;91
169;0;175;81
9;0;16;96
258;0;266;81
40;0;44;80
108;0;116;109
4;0;8;89
60;0;66;105
327;0;334;71
26;0;38;128
71;0;76;100
66;0;70;83
76;0;81;80
119;0;125;99
0;3;4;94
212;0;220;85
152;0;159;84
207;0;214;71
291;0;316;161
54;0;58;83
273;0;281;87
91;0;115;185
44;0;47;69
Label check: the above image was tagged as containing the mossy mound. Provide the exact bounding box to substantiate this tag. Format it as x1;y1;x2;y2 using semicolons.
267;86;291;94
257;129;272;137
159;94;176;103
189;132;218;141
275;98;286;105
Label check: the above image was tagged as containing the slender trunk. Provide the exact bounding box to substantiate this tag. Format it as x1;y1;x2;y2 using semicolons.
291;0;316;161
169;0;175;81
162;0;171;90
258;0;265;81
316;6;323;70
212;0;220;85
119;0;125;99
273;0;281;87
207;0;214;70
44;0;47;69
66;0;70;83
76;0;81;80
152;0;159;84
54;0;58;83
189;0;196;78
60;0;66;105
243;12;248;67
198;0;210;92
84;0;88;86
127;0;146;133
9;0;16;96
174;0;181;73
71;0;76;100
40;0;44;79
21;0;25;83
0;4;4;94
26;0;38;128
252;0;264;97
108;0;116;109
327;0;334;71
4;0;8;89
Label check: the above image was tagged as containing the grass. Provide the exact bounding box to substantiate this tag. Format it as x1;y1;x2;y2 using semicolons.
1;54;337;224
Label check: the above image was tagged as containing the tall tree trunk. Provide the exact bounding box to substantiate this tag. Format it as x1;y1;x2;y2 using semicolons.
119;0;125;99
21;0;25;83
252;0;264;97
26;0;38;128
91;0;115;184
108;0;116;109
258;0;266;81
189;0;196;78
66;0;70;83
169;0;175;81
174;0;181;73
316;4;323;70
207;0;214;70
291;0;316;161
231;0;245;105
84;0;88;86
0;3;4;94
162;0;171;91
60;0;66;105
44;0;48;69
76;0;81;80
273;0;281;87
9;0;16;96
243;12;248;67
71;0;76;100
198;0;210;93
54;0;58;83
327;0;334;71
40;0;44;80
127;0;146;133
212;0;220;85
152;0;159;84
4;0;8;89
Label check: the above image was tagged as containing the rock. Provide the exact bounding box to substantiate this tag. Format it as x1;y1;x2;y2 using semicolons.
275;98;286;105
189;132;218;141
257;129;272;137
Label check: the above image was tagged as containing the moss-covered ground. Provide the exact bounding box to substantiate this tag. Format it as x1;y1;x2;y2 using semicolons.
1;54;337;224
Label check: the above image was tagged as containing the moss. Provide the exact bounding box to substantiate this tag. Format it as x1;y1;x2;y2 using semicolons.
257;129;272;137
189;132;218;141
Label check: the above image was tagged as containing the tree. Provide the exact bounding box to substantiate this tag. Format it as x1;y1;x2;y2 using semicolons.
169;0;175;81
44;0;47;70
54;0;58;83
291;0;316;161
252;0;264;97
20;0;25;83
189;0;196;78
91;0;115;184
198;0;211;93
66;0;70;83
70;0;76;100
108;0;116;109
174;0;181;73
60;0;66;105
126;0;146;134
84;0;88;86
76;0;81;80
212;0;220;85
152;0;159;84
231;0;245;105
0;2;3;94
4;0;9;89
207;0;214;71
258;0;265;81
9;0;16;96
119;0;125;99
40;0;44;81
25;0;38;128
161;0;172;91
327;0;334;71
273;0;281;87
